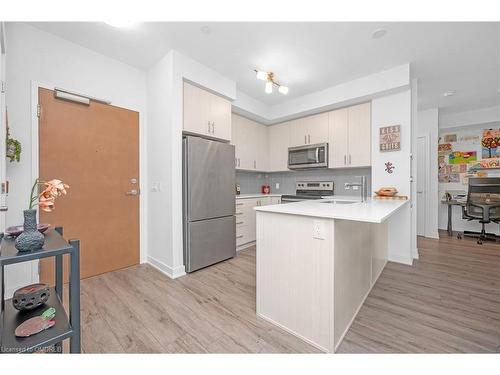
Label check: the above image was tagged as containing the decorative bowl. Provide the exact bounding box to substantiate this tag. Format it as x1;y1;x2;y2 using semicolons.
5;224;51;237
374;187;398;197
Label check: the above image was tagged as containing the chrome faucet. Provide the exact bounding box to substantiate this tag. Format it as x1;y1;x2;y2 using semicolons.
345;176;367;202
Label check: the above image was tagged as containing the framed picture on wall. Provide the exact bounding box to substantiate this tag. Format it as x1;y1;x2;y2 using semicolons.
379;125;401;152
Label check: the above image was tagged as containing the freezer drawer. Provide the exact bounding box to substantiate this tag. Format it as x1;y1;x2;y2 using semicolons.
185;215;236;272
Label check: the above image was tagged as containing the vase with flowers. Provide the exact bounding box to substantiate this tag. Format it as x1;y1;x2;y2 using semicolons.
15;179;69;252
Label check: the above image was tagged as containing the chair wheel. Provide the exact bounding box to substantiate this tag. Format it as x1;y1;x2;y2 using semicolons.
477;239;483;245
457;233;462;239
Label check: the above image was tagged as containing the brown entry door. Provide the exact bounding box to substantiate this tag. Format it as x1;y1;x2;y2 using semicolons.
38;88;140;282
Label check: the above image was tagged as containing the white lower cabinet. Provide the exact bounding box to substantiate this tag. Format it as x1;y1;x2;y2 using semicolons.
235;196;280;248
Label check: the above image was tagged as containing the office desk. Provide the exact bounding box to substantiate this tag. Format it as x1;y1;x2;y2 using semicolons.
441;199;466;236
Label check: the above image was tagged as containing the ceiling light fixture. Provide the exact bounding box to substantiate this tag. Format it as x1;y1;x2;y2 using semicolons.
254;70;289;95
105;20;136;28
443;90;456;97
371;28;387;39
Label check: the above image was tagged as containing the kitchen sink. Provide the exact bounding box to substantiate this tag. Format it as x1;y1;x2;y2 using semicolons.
320;200;358;204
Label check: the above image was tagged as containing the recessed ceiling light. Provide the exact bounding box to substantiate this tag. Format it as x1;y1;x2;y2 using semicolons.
200;25;211;35
105;21;136;28
372;28;387;39
443;90;456;97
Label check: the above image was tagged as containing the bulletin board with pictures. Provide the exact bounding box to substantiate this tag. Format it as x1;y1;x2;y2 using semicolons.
438;128;500;187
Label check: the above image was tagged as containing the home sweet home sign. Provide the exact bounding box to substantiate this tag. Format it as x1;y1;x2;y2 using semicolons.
379;125;401;152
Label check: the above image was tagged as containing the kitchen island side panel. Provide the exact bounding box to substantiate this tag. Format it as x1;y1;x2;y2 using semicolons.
256;211;335;352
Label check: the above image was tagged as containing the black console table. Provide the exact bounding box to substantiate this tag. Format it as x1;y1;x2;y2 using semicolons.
0;227;80;353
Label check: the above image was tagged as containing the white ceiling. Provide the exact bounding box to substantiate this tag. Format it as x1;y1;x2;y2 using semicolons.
28;22;500;114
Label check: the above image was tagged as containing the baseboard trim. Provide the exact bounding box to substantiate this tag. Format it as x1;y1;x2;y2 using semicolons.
147;256;186;279
388;253;413;265
237;241;255;252
256;312;329;353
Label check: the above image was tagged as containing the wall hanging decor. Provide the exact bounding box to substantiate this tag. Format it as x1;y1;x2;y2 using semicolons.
384;161;395;174
481;129;500;158
379;125;401;152
12;283;50;311
5;111;22;163
448;151;477;164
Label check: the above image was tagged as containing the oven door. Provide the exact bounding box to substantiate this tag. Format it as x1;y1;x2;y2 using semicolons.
288;143;328;169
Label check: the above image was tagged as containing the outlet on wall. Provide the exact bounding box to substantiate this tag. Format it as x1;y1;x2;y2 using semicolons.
344;183;350;190
313;220;326;240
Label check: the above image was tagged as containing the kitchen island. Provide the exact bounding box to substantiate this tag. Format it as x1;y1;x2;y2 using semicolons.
254;197;409;353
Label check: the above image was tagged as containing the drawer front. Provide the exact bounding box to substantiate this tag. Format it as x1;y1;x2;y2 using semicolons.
236;225;251;246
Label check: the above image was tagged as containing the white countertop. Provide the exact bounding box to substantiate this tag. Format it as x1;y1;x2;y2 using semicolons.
254;196;409;223
236;193;282;199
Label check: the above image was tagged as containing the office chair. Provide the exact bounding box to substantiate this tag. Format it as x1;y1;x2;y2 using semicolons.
460;177;500;244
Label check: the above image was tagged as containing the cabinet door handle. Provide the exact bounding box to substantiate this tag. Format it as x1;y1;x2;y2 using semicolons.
236;202;244;206
304;135;307;144
236;221;244;225
254;160;256;169
308;134;311;144
236;235;244;239
344;155;346;165
236;212;244;215
208;121;211;133
212;122;215;133
349;154;351;164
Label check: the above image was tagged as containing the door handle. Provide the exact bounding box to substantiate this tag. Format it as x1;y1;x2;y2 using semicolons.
316;148;319;163
308;134;311;144
126;189;140;196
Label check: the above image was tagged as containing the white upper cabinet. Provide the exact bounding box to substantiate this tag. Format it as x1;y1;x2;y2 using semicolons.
347;102;371;167
183;82;232;141
290;118;308;147
303;112;329;145
290;113;329;147
328;102;371;168
268;121;291;172
328;108;349;168
232;114;268;171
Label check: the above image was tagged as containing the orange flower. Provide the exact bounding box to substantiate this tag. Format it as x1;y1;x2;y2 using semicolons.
38;195;55;212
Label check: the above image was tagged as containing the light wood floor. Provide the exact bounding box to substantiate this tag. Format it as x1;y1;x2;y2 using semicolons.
78;232;500;353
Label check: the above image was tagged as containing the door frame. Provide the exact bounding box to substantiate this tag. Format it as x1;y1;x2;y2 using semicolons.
29;80;147;282
416;134;431;238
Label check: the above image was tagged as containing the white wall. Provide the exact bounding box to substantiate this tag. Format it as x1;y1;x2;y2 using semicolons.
371;90;414;265
4;23;148;296
146;50;236;278
440;105;500;129
417;108;439;239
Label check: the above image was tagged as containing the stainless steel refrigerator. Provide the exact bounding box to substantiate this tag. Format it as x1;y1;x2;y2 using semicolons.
182;135;236;272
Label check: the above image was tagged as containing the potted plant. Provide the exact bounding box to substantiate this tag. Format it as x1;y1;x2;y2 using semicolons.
15;179;69;252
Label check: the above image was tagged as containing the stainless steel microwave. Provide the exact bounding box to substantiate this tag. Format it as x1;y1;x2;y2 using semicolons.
288;143;328;170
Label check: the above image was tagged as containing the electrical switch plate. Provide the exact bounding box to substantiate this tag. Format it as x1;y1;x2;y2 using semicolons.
344;183;350;190
152;182;161;192
313;220;326;240
275;183;280;189
353;185;359;190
